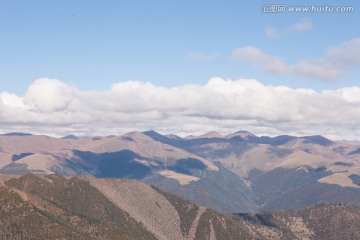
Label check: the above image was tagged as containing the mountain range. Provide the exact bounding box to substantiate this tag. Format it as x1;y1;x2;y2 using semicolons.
1;173;359;240
0;130;360;213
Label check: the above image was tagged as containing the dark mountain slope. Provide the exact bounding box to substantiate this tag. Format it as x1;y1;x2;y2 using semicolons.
261;182;360;211
248;166;360;210
144;164;258;213
71;149;153;179
297;203;360;240
0;184;87;240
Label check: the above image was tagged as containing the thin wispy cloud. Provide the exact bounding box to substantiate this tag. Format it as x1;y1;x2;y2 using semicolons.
232;47;288;74
1;77;360;139
264;26;278;39
289;19;313;32
186;52;219;61
233;38;360;81
265;19;313;39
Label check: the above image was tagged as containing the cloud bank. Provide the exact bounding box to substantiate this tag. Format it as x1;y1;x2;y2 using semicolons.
233;38;360;81
1;77;360;139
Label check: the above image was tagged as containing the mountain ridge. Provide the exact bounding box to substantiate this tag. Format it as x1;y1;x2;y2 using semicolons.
0;130;359;213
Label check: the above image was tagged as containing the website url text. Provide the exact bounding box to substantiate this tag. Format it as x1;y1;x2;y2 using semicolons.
262;5;355;13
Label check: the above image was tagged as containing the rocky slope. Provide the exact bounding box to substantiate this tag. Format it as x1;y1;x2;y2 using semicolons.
0;174;360;239
1;174;360;240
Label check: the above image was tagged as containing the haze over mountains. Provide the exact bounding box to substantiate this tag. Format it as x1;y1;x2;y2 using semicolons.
0;130;359;214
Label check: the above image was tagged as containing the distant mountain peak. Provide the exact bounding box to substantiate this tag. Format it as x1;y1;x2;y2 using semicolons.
301;135;334;146
0;132;33;137
165;134;182;140
122;131;150;140
226;130;256;139
62;135;79;140
142;130;159;135
201;131;224;138
186;131;224;139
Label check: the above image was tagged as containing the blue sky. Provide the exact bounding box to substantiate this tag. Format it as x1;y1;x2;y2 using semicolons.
1;0;359;94
0;1;360;138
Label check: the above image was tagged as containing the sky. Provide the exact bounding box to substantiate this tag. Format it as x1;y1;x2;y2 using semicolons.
0;0;360;139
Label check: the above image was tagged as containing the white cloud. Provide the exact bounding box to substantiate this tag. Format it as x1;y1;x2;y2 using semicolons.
322;86;360;103
289;19;313;32
186;52;219;61
24;78;75;112
0;92;26;109
0;77;360;140
233;38;360;81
